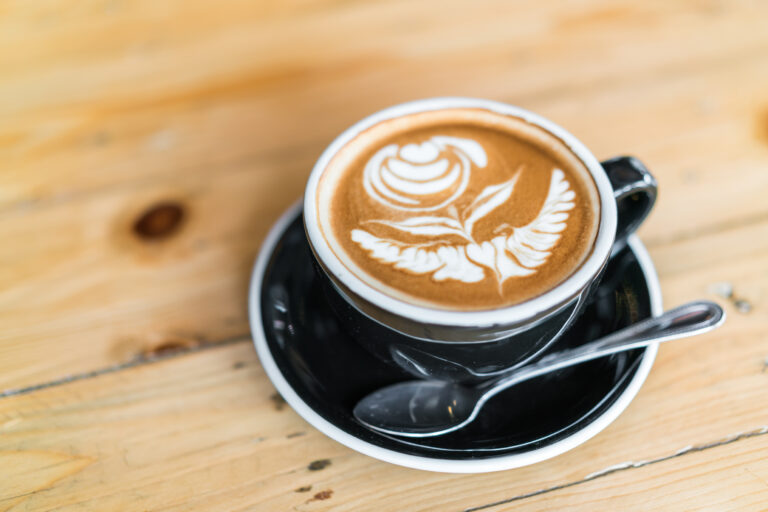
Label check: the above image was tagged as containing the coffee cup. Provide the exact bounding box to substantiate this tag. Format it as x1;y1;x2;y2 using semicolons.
303;98;656;382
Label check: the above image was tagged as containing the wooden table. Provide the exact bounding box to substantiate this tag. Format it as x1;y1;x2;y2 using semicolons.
2;1;768;510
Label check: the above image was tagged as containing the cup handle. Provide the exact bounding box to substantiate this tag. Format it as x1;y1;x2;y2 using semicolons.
601;156;657;255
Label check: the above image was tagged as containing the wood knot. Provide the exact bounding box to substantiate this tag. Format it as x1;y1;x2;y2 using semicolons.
307;490;333;503
270;392;286;411
308;459;331;471
133;202;185;240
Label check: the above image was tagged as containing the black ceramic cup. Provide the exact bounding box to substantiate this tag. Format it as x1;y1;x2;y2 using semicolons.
303;98;656;383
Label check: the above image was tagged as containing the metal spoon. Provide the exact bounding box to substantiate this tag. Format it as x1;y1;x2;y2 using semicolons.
354;300;724;438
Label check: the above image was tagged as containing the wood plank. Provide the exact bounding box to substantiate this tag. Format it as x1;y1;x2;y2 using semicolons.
3;0;768;211
3;0;768;390
2;44;768;390
471;433;768;512
4;45;768;231
3;0;766;507
0;163;300;391
1;218;766;510
3;0;768;114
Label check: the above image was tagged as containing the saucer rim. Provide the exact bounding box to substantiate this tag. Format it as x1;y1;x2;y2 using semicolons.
248;202;661;473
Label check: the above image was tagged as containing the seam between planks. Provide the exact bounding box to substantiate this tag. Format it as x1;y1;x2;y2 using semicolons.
0;334;250;400
463;425;768;512
1;211;764;402
2;208;765;399
2;333;767;507
4;208;764;399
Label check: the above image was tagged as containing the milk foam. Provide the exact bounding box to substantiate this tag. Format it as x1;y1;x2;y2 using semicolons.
352;167;575;286
363;136;487;211
316;107;600;310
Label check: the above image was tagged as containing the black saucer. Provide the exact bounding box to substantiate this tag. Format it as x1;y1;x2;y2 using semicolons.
249;205;661;472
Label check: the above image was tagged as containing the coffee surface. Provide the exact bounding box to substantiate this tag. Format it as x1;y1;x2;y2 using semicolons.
315;108;600;310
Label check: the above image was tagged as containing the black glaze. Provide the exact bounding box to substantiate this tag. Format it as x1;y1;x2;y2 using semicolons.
258;211;653;458
603;156;658;254
315;255;591;383
305;157;657;379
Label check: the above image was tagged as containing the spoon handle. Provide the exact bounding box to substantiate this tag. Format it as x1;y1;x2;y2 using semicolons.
481;301;725;399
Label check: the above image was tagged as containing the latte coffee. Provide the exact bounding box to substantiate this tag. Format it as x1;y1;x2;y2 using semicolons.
314;108;601;310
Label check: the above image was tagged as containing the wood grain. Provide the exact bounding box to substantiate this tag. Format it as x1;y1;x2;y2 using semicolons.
473;433;768;512
2;0;768;508
1;339;765;512
1;214;766;511
2;0;768;390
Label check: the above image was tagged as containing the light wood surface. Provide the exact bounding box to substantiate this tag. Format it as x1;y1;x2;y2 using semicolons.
2;0;767;510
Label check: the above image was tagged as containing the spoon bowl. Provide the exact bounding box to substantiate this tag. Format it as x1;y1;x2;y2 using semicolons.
354;381;482;436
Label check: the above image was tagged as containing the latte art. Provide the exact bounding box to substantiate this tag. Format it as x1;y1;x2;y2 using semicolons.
352;168;575;287
315;107;601;310
363;136;487;211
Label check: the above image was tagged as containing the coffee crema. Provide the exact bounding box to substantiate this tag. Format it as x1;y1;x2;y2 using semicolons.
315;108;601;310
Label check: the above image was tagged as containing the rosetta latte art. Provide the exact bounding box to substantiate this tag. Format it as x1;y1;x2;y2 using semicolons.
363;136;487;211
352;136;576;288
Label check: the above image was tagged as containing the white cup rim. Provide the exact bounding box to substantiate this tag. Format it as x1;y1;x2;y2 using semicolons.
304;97;618;328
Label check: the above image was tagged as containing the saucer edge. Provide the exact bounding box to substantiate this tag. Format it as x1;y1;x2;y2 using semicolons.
248;201;662;473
